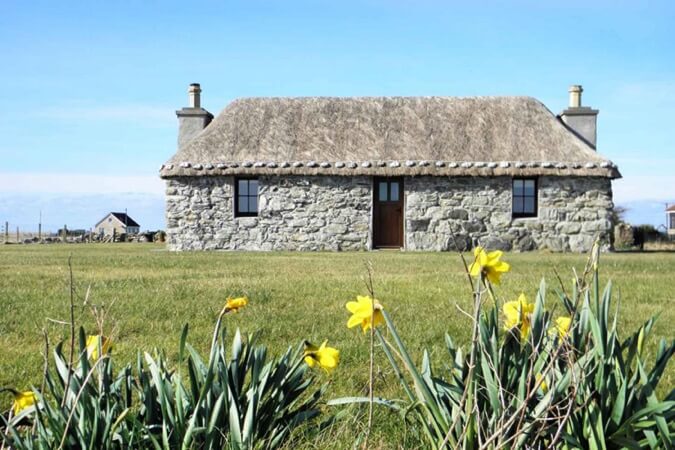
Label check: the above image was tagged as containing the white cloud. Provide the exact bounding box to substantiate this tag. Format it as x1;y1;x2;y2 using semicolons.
0;172;164;195
612;156;675;168
0;192;165;231
612;176;675;203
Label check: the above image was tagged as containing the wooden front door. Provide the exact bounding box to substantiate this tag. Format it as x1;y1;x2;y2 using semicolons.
373;177;404;248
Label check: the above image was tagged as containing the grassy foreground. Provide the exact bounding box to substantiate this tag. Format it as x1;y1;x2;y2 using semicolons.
1;244;674;448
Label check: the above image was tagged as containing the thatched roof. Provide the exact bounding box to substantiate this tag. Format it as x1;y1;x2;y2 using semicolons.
160;96;620;178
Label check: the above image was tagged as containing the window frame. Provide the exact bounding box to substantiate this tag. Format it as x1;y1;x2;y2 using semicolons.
511;177;538;219
234;177;259;217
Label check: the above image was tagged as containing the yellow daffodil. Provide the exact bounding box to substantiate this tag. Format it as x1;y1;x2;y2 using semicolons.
535;374;548;394
86;335;112;360
12;390;37;415
304;340;340;373
346;295;384;333
468;246;510;284
224;296;248;313
503;294;535;340
554;316;572;339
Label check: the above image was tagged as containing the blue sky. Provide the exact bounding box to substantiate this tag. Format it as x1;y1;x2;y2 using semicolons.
1;0;674;231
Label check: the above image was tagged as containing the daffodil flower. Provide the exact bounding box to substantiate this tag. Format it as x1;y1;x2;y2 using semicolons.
12;390;37;415
468;246;511;284
86;335;113;360
503;293;535;340
554;316;572;339
304;340;340;373
535;373;548;394
346;295;384;333
224;296;248;313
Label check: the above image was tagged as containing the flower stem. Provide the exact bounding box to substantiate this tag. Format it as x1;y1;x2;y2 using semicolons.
363;261;376;450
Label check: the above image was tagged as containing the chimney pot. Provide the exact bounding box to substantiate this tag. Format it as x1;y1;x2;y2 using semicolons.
188;83;202;108
568;84;583;108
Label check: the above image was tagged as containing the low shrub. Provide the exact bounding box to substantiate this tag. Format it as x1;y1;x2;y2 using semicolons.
633;225;667;250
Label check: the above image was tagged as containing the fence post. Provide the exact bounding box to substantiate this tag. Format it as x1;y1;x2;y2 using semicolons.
16;226;19;243
4;221;8;243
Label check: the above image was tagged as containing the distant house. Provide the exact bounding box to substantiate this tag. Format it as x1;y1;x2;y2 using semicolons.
94;212;140;236
160;84;620;252
667;204;675;238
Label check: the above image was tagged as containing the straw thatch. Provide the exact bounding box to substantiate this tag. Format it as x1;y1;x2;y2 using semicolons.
160;96;620;178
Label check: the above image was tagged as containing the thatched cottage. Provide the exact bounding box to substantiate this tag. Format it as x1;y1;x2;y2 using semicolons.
160;84;620;252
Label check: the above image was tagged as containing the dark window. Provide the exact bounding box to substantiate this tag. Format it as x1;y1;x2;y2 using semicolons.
512;178;537;218
390;182;399;202
670;213;675;229
378;181;388;201
235;178;259;217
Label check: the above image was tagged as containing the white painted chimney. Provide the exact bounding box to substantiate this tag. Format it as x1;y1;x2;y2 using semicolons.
568;85;582;108
176;83;213;149
560;84;599;149
188;83;201;108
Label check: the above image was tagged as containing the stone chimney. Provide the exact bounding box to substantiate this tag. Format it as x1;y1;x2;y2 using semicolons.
176;83;213;149
560;85;599;149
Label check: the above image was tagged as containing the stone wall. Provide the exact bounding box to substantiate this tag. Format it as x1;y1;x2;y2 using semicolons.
165;175;613;252
165;175;372;251
405;176;613;252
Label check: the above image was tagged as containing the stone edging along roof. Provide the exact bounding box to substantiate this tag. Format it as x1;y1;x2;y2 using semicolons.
159;159;620;178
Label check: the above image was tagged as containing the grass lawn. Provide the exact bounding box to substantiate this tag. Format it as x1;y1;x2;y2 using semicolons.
1;244;674;448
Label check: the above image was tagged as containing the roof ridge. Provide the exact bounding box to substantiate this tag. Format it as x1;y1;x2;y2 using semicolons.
227;95;539;101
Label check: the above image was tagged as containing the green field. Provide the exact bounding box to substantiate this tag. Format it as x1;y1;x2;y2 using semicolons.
1;244;673;448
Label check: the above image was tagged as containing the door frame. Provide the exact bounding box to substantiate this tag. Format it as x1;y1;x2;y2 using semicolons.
372;177;405;249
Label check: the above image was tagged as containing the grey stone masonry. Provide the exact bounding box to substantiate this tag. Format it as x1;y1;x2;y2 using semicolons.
166;175;372;250
176;108;213;150
560;107;599;149
405;176;613;252
165;175;613;252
